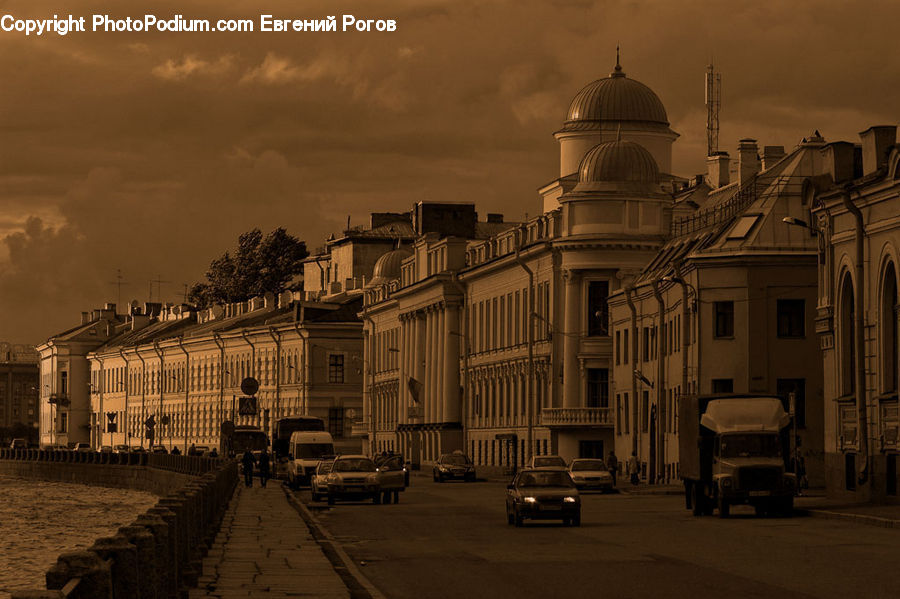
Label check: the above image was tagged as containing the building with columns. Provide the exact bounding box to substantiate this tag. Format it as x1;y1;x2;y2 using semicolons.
0;343;40;444
812;125;900;502
39;294;364;453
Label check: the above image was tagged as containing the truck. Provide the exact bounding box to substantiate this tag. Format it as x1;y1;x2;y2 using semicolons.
679;394;797;518
222;425;269;458
273;416;326;479
287;430;335;489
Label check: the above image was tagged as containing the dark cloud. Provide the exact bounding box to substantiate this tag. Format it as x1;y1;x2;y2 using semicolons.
0;0;897;343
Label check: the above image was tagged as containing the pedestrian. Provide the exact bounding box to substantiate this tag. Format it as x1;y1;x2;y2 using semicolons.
607;450;618;487
258;448;271;488
241;449;256;488
208;448;219;458
188;443;198;456
794;449;808;495
628;450;640;486
171;446;181;455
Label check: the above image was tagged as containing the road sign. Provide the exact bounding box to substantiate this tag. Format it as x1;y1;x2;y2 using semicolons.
240;377;259;396
238;396;258;415
221;420;235;437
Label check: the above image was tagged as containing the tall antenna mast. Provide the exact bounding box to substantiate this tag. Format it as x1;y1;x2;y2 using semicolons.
705;63;721;156
108;269;128;308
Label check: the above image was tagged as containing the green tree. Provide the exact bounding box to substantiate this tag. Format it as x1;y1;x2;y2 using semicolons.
189;228;308;309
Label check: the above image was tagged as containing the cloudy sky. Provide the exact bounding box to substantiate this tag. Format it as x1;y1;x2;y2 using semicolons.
0;0;897;344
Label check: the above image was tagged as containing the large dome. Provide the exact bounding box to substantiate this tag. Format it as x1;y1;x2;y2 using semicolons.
578;139;659;184
562;64;668;130
367;247;411;287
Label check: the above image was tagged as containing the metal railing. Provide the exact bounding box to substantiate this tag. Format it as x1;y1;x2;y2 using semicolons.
541;407;612;427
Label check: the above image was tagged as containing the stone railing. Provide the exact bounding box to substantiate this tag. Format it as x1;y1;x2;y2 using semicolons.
541;407;612;427
1;450;238;599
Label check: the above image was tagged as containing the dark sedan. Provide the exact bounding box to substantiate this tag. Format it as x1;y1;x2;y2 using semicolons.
433;452;476;482
506;469;581;527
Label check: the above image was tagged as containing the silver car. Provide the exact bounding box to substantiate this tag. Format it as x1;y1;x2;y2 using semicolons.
568;459;614;492
326;455;382;505
310;459;334;502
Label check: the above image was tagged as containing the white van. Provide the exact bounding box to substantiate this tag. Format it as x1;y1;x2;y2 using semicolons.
287;431;335;489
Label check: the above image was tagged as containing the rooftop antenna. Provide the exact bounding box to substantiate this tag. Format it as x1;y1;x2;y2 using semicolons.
705;63;721;156
149;274;172;303
108;269;128;308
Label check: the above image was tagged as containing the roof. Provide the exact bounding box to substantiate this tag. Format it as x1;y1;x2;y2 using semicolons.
560;63;669;132
368;247;413;287
700;396;790;433
576;139;659;186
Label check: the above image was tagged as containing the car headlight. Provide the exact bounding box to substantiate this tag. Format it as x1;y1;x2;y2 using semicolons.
523;496;537;503
721;477;733;488
439;466;449;472
563;496;577;503
327;473;339;483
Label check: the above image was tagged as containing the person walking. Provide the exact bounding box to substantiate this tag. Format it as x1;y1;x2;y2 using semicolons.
241;449;256;488
188;443;198;456
607;450;619;487
258;448;271;488
628;450;640;486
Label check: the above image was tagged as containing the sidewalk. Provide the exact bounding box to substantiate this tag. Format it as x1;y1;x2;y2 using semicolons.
189;483;351;598
795;493;900;528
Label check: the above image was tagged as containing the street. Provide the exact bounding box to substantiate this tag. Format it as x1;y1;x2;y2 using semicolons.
295;478;897;599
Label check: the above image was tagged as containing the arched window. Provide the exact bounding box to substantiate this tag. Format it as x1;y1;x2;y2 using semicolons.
882;263;898;394
839;273;856;397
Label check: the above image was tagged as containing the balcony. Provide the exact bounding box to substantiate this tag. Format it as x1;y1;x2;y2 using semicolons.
350;420;370;437
541;407;612;428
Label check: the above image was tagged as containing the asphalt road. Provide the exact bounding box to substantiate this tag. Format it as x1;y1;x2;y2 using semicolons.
295;478;898;599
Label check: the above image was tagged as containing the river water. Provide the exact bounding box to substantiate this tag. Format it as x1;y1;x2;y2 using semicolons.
0;475;157;598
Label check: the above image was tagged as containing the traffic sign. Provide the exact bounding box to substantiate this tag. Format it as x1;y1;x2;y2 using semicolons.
240;377;259;396
238;396;258;415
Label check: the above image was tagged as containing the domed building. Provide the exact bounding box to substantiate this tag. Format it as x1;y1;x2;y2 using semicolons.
541;59;679;213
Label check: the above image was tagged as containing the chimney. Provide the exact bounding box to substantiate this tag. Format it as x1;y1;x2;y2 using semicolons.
706;152;730;188
761;146;785;170
81;311;90;325
130;314;151;331
737;139;760;184
821;142;858;184
859;125;897;176
487;213;504;223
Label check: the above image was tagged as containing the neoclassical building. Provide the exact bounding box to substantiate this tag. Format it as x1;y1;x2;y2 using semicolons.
360;61;684;469
812;125;900;501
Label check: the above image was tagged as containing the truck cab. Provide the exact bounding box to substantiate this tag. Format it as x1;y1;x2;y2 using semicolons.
681;395;797;517
287;431;335;489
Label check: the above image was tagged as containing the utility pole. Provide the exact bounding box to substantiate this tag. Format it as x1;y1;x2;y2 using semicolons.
108;269;128;308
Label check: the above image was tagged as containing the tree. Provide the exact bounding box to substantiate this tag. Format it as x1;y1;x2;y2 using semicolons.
189;228;308;309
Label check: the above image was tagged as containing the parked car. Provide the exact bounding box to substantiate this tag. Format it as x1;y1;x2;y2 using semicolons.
376;452;409;486
377;455;407;503
130;446;147;453
9;438;27;449
326;455;382;505
74;443;92;452
568;459;614;492
193;445;211;456
432;452;476;483
525;455;567;470
113;444;130;453
98;445;113;453
310;459;334;502
150;446;168;454
506;469;581;527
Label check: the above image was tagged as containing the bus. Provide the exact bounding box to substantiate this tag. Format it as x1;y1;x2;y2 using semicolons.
274;416;326;477
223;425;269;457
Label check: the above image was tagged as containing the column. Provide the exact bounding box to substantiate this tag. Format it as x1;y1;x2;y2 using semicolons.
436;306;445;423
415;312;426;420
424;309;434;423
443;303;461;424
398;317;407;426
563;269;581;408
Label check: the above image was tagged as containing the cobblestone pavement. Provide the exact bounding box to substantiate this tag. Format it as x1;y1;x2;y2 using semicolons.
190;483;350;598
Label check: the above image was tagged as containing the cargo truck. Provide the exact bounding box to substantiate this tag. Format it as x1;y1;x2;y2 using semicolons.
679;394;797;518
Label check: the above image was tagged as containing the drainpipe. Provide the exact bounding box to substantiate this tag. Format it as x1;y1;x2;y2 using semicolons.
514;227;535;464
841;190;869;487
361;300;377;457
96;356;104;450
650;279;666;485
267;326;282;444
241;330;257;427
118;348;129;447
625;286;639;457
213;332;226;431
448;273;469;457
177;336;190;454
672;263;692;405
152;340;164;447
136;350;147;447
294;321;310;415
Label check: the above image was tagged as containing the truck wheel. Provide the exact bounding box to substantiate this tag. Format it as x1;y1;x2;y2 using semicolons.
684;481;693;511
382;491;391;504
507;506;514;526
754;505;767;517
393;491;400;503
372;493;381;505
717;496;730;518
572;513;581;527
781;497;794;517
691;484;703;517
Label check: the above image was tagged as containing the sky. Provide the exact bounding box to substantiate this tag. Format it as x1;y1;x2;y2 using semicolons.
1;0;898;345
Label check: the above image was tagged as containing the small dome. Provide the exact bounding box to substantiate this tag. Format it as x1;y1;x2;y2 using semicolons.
578;139;659;184
563;64;668;130
368;247;411;286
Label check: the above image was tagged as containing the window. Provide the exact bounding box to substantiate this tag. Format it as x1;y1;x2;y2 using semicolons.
615;331;621;365
586;369;609;408
642;391;649;432
328;407;344;437
328;354;345;384
587;281;610;336
623;392;630;434
642;327;650;362
712;379;734;393
777;378;806;429
60;371;68;396
623;329;629;364
616;394;622;433
714;301;734;338
59;411;68;433
777;299;805;338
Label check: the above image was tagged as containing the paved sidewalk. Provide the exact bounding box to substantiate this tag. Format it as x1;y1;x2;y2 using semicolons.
795;494;900;528
189;483;351;598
